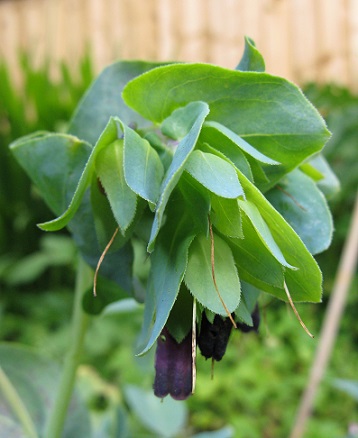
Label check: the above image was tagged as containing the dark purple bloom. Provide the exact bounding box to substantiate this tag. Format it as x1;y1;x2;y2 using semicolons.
197;313;233;361
154;327;192;400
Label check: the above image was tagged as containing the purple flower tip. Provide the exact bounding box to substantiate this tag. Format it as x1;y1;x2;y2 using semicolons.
154;327;192;400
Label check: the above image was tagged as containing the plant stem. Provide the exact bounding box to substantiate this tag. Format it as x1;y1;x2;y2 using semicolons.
44;256;92;438
0;366;39;438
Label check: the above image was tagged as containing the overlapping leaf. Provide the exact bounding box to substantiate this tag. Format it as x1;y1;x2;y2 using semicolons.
184;150;244;198
185;233;241;315
136;199;196;355
238;199;296;269
265;169;333;255
147;101;210;251
237;171;323;302
123;62;330;189
69;60;170;144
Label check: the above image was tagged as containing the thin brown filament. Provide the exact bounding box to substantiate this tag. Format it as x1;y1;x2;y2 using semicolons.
191;299;197;394
93;227;119;297
208;216;237;329
284;281;314;338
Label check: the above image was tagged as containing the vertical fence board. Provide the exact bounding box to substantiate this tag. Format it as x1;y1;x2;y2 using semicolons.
288;0;318;84
348;0;358;90
0;0;356;91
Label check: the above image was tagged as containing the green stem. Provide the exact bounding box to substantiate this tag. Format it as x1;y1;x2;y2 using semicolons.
0;366;39;438
44;256;92;438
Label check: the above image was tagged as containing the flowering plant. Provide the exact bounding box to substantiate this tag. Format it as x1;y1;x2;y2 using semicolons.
10;38;336;411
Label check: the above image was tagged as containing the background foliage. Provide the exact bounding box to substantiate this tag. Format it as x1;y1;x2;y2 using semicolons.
0;56;357;437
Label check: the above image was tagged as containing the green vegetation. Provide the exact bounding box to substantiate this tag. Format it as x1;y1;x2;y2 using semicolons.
0;51;357;437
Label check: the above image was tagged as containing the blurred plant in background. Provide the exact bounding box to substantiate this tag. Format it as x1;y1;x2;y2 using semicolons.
0;54;357;437
0;53;93;260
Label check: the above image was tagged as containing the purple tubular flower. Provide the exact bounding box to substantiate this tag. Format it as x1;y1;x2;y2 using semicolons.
197;313;233;361
154;327;192;400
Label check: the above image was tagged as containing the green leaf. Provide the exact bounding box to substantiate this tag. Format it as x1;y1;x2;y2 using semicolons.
235;282;261;326
204;121;279;165
236;36;265;72
228;214;285;294
10;132;91;217
37;118;119;231
199;139;253;182
121;123;164;206
185;233;241;315
211;196;243;239
309;154;340;199
241;281;261;313
234;298;253;326
162;101;207;140
237;171;322;302
0;344;91;438
238;199;296;269
178;172;211;235
96;139;138;232
185;150;244;199
69;60;170;145
265;169;333;255
166;285;194;343
124;385;187;437
90;175;129;252
123;63;330;189
148;101;209;251
137;199;195;355
10;127;134;290
82;275;129;315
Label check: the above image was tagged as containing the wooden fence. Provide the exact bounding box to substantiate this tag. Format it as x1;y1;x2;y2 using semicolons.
0;0;357;90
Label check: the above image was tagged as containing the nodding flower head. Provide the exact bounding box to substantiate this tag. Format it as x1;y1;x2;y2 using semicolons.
153;307;260;400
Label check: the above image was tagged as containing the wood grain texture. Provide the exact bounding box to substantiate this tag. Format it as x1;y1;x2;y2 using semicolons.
0;0;356;90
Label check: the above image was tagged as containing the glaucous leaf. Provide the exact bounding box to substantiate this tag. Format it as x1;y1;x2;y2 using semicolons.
10;132;91;216
204;121;279;165
121;122;164;206
238;171;322;302
265;169;333;255
309;154;340;199
123;63;330;189
96;139;137;232
90;176;129;252
228;214;285;294
199;139;253;182
148;101;209;251
162;101;207;140
236;36;265;72
166;285;194;343
211;196;243;239
185;233;241;315
178;172;211;235
137;198;196;355
10;128;134;291
69;60;170;145
185;150;244;199
238;199;296;269
37;118;119;231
